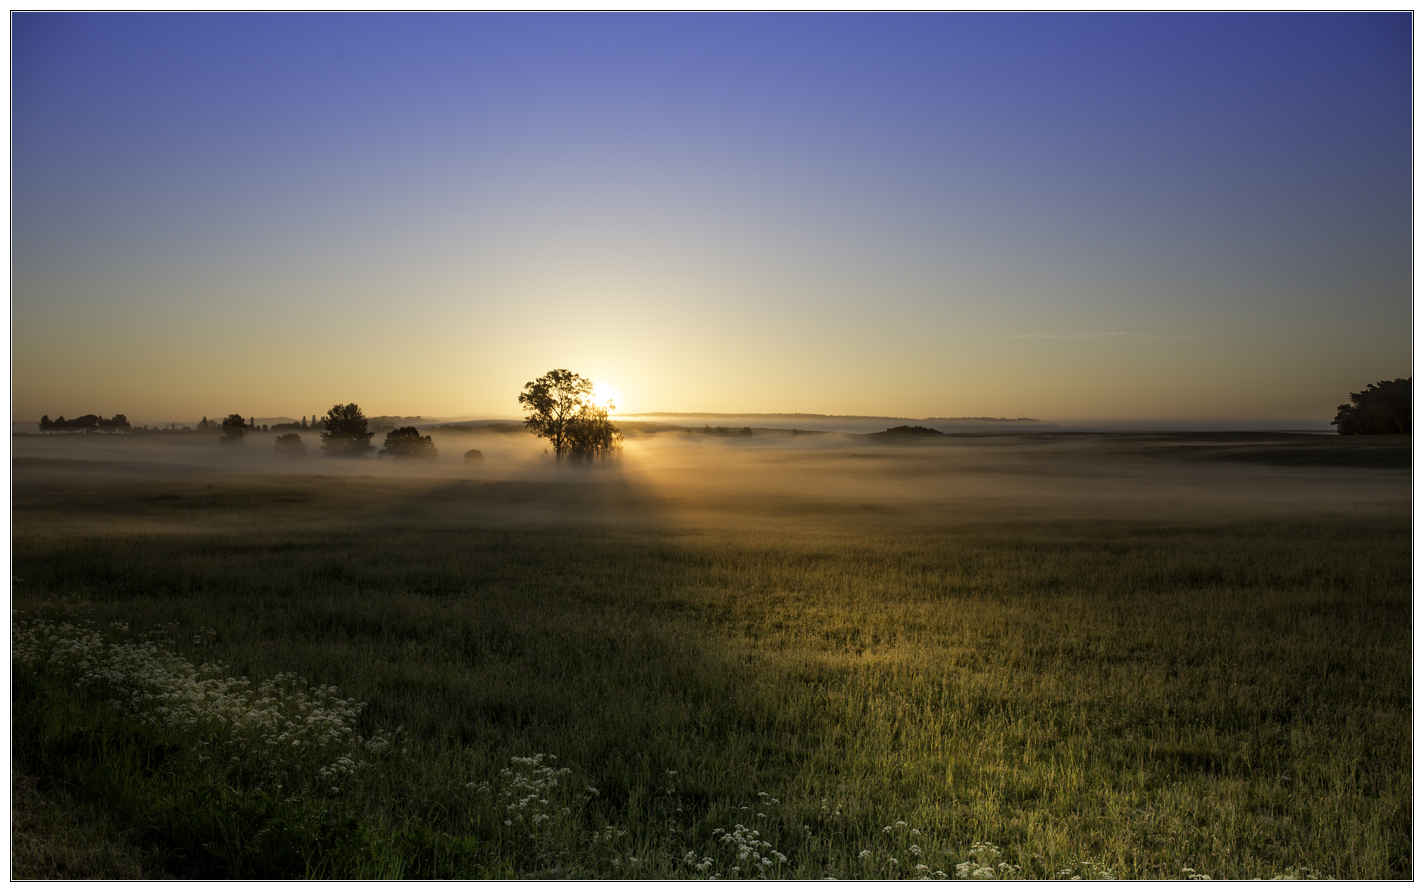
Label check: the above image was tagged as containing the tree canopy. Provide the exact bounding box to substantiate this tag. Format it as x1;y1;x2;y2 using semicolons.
1333;378;1411;435
380;426;438;460
321;404;376;457
274;432;307;456
518;369;622;461
220;413;247;443
566;402;623;461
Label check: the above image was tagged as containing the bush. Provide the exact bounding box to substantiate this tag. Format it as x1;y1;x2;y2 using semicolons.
464;449;484;464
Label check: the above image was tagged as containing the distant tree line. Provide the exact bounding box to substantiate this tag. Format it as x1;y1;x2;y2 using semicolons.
872;425;945;438
1333;378;1411;435
37;412;325;438
39;414;131;433
38;372;625;466
693;425;754;437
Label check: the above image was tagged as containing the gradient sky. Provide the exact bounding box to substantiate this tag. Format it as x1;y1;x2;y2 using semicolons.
12;12;1412;424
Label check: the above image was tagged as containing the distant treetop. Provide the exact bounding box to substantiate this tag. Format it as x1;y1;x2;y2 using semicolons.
380;426;438;460
219;413;247;444
321;403;376;457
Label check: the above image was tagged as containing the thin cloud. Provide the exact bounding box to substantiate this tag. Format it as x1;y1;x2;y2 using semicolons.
1009;331;1194;343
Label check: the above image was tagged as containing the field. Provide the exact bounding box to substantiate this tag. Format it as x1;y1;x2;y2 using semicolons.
10;429;1412;879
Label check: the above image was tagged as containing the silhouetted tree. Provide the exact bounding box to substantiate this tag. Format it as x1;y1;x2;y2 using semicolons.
566;402;624;461
220;413;247;443
519;369;593;459
1333;378;1411;435
518;369;624;461
380;426;438;460
464;448;484;464
320;403;375;457
274;432;307;456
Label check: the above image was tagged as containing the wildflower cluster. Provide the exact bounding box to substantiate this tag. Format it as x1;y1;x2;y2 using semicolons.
13;615;387;794
708;822;789;879
478;753;577;833
851;819;946;879
1052;859;1116;881
1265;867;1333;881
680;792;790;880
467;754;614;877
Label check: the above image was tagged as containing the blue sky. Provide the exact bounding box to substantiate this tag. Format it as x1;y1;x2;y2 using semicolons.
12;12;1412;423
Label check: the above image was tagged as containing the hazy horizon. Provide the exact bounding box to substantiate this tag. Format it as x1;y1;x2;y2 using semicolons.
11;410;1338;434
13;13;1410;424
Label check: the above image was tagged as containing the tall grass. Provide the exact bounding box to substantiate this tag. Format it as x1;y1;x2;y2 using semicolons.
11;444;1410;879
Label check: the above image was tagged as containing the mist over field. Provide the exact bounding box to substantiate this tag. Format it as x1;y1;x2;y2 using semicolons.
11;421;1411;880
11;9;1411;883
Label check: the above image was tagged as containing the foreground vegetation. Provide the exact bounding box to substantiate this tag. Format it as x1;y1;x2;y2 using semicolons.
11;434;1411;879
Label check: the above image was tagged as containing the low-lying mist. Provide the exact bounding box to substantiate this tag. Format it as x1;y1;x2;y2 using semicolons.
14;426;1408;533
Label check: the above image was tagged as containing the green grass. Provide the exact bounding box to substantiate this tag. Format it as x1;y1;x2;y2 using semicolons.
10;435;1412;879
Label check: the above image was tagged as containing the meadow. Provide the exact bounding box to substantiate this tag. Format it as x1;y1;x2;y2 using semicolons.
10;429;1412;879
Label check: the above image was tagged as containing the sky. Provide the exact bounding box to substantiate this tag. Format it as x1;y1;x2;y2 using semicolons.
11;12;1412;425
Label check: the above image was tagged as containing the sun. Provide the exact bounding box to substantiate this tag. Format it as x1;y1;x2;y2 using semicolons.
590;380;623;413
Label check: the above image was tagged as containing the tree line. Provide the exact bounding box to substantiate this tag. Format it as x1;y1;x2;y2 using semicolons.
38;414;131;432
35;368;622;463
1333;378;1411;435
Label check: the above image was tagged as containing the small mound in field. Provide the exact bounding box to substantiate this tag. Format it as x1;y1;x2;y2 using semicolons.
872;425;945;438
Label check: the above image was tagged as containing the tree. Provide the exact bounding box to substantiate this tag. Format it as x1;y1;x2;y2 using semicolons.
518;369;622;461
220;413;247;444
566;402;624;461
320;403;375;457
274;432;307;456
1333;378;1411;435
380;426;438;460
519;369;592;459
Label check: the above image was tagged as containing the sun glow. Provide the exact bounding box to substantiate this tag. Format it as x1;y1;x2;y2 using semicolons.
591;380;623;413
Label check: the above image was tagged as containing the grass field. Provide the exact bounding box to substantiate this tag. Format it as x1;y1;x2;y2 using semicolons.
10;430;1412;879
